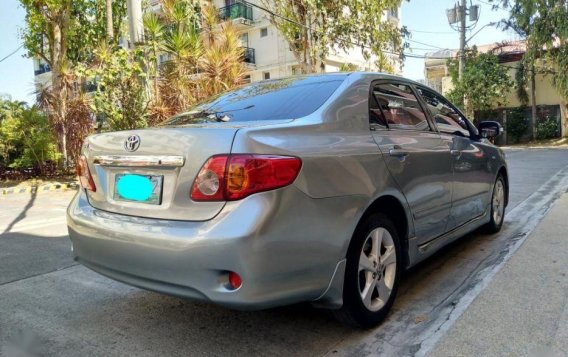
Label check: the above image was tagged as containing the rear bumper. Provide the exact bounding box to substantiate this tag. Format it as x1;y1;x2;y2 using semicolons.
67;188;362;309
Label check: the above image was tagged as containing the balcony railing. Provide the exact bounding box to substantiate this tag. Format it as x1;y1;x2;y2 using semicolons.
240;47;255;64
34;64;50;76
218;2;253;22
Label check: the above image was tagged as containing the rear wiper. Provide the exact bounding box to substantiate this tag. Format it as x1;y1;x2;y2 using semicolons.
199;105;255;122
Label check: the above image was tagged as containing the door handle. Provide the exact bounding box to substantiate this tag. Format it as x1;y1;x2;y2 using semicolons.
389;149;408;158
451;149;461;157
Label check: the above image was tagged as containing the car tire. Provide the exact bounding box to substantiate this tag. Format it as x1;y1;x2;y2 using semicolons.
483;174;506;233
333;213;402;328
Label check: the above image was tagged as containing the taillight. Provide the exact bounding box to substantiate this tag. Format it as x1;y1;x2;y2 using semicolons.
77;155;96;192
190;156;227;201
190;154;302;201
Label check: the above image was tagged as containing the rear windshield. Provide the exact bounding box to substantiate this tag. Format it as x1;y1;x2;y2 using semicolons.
162;75;346;125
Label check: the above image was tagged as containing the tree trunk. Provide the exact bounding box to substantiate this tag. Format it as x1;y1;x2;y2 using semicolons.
51;20;69;169
60;125;68;171
106;0;114;41
530;65;537;141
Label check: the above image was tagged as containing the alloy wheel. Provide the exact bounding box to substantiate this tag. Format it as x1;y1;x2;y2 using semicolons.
492;179;505;226
358;227;397;312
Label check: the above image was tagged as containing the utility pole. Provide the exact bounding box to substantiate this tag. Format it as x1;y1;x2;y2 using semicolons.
446;1;479;118
458;0;466;80
447;1;479;81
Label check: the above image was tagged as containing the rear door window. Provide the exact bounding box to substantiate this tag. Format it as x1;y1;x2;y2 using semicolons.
163;75;346;125
416;87;471;137
370;83;431;131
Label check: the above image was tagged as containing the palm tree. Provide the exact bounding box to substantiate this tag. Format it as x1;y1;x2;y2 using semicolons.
144;0;247;120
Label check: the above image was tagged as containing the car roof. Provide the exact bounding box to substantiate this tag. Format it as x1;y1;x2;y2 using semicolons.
279;71;426;88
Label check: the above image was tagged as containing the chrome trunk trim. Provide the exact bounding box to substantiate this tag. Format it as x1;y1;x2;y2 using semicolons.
93;155;185;167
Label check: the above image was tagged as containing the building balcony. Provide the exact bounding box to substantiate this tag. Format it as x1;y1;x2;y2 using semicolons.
218;2;253;28
34;64;50;76
240;47;255;65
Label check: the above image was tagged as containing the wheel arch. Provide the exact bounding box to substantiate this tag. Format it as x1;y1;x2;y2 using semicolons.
313;193;414;309
349;194;412;269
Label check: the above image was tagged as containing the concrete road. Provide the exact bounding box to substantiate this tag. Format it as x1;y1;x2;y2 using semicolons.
1;148;568;356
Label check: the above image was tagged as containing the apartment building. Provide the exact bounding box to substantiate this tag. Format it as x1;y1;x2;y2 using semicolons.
210;0;401;82
33;0;401;88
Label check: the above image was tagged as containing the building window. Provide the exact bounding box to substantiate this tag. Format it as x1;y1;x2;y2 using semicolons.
260;27;268;37
263;72;270;80
239;33;249;48
243;75;251;84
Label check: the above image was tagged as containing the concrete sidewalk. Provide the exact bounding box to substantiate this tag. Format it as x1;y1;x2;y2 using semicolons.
430;194;568;357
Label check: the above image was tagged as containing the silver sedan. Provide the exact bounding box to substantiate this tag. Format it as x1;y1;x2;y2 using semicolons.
67;72;508;327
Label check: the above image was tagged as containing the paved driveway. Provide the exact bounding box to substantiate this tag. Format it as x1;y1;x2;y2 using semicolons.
1;148;568;356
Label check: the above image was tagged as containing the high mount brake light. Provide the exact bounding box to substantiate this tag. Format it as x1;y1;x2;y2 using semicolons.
190;154;302;201
77;155;96;192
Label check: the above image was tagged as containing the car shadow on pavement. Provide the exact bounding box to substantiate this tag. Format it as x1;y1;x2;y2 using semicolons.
0;223;507;357
67;227;502;356
0;231;73;285
1;185;38;235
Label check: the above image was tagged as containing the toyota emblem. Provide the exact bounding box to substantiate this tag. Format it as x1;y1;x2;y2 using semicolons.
124;134;141;152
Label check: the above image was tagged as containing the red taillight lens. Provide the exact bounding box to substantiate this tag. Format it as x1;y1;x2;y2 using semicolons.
76;155;96;192
190;154;302;201
228;271;242;290
225;155;301;200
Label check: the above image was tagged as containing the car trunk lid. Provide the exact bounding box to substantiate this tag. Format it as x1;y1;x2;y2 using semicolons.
83;126;238;221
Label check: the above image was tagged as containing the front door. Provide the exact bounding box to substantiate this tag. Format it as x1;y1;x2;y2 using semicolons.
370;81;453;243
415;86;494;228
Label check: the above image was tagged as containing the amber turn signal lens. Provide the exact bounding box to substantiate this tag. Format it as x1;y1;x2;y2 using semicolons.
227;162;249;193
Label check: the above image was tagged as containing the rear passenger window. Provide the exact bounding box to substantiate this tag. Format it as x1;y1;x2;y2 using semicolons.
416;87;470;137
370;83;430;131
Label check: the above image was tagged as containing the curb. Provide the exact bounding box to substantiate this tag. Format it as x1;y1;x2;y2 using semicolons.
1;183;79;196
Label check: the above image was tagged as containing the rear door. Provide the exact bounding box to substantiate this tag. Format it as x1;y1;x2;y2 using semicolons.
415;86;494;229
370;80;453;243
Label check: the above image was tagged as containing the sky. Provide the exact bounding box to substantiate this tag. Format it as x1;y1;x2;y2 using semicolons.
0;0;520;104
400;0;520;80
0;0;35;104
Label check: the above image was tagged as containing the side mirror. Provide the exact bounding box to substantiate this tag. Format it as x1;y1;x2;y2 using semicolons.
478;121;503;139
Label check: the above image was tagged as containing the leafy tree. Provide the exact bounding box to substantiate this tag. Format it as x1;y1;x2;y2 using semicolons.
0;98;26;168
78;45;149;131
497;0;567;98
19;0;126;167
260;0;407;73
494;0;568;139
446;47;513;120
0;99;60;174
143;1;247;120
339;63;359;72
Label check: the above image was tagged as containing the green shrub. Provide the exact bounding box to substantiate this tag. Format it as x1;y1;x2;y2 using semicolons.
506;108;529;143
535;115;559;140
0;100;60;175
